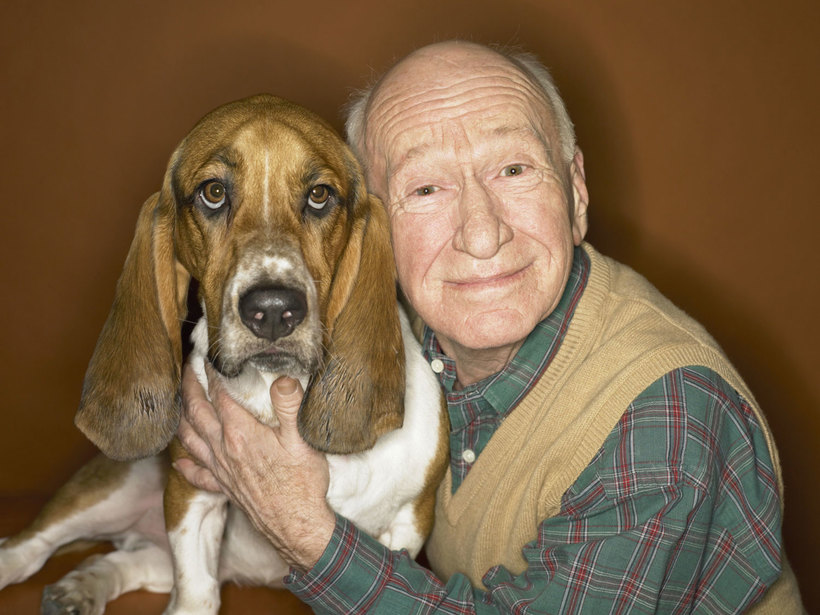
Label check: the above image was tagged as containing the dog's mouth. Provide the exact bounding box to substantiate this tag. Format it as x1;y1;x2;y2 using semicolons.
208;343;317;380
247;348;315;376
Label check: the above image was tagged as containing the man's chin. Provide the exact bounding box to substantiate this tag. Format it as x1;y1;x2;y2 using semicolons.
437;309;540;353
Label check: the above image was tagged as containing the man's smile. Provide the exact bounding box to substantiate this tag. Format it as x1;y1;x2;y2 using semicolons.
444;263;532;292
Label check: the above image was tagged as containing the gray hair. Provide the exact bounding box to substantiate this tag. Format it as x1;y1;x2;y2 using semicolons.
344;44;577;167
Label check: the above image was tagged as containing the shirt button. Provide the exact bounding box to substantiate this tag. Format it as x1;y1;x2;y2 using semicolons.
461;449;476;464
430;358;444;374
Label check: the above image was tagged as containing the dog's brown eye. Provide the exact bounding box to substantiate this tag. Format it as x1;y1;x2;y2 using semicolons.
200;181;227;209
307;185;331;210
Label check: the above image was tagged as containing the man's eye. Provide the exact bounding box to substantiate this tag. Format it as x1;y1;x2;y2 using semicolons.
501;164;525;177
414;185;438;196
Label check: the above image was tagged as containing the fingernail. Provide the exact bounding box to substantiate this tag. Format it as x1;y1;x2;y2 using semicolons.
274;377;298;395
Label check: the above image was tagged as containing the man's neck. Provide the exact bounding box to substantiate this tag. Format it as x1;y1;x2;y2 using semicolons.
437;335;525;389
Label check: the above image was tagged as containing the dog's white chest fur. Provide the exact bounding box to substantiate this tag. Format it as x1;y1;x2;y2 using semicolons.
188;305;442;548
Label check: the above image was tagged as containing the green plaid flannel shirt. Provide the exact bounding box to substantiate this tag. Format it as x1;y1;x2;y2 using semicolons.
286;249;782;613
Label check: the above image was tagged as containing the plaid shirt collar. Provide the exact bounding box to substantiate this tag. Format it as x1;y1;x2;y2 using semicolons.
422;246;590;430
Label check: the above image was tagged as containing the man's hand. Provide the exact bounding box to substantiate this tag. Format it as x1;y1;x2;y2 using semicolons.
176;363;336;572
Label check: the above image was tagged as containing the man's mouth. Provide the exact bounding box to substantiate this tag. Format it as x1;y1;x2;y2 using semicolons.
446;263;531;290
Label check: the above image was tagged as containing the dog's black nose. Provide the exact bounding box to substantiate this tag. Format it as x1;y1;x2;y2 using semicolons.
238;286;307;341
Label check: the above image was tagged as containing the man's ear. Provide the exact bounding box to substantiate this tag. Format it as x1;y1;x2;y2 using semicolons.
298;195;405;454
570;148;589;245
75;191;190;460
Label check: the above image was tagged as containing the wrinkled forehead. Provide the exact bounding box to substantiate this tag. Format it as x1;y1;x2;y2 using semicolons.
364;48;557;170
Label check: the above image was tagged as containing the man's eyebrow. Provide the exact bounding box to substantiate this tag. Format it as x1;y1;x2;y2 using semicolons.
492;125;550;147
491;125;557;166
491;125;536;137
388;144;435;178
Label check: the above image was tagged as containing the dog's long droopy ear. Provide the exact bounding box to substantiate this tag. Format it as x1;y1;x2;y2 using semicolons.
75;192;190;460
299;196;405;454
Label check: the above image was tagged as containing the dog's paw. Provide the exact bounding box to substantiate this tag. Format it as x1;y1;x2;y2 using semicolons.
41;585;101;615
41;571;106;615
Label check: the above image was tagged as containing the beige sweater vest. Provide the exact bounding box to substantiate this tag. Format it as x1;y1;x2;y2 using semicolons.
425;244;803;613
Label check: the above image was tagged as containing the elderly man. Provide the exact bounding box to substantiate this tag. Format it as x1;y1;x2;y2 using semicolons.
176;41;802;612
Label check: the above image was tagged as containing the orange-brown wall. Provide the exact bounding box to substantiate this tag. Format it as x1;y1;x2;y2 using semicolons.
2;1;818;609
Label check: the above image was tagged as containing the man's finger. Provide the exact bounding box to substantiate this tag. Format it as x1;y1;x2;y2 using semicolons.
181;364;226;443
182;364;217;426
270;377;305;442
177;414;213;467
203;362;227;415
173;458;223;493
181;364;208;410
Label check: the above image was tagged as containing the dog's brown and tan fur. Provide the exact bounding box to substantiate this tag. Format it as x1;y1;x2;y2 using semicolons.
78;95;406;459
0;95;448;614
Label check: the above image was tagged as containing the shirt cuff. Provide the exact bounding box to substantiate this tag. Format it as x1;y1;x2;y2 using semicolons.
285;513;394;612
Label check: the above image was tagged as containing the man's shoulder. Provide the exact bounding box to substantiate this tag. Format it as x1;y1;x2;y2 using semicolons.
574;244;754;401
583;244;717;351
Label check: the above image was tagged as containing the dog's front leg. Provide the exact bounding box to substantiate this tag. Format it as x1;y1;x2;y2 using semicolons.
162;440;227;615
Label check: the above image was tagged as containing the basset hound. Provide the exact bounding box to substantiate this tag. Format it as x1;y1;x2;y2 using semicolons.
0;95;449;614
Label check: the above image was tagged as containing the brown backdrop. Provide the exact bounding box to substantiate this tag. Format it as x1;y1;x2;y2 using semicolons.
2;0;818;610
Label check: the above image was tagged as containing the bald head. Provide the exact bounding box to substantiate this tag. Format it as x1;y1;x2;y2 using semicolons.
346;41;576;177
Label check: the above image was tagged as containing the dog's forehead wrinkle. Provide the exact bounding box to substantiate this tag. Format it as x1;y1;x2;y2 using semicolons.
235;117;309;155
199;149;239;182
171;145;239;205
179;115;295;181
233;116;346;180
202;147;239;170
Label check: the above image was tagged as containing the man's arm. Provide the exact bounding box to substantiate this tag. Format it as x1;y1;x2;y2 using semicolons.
288;367;783;614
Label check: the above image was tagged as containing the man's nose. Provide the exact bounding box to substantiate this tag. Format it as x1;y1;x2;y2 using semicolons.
452;179;513;259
